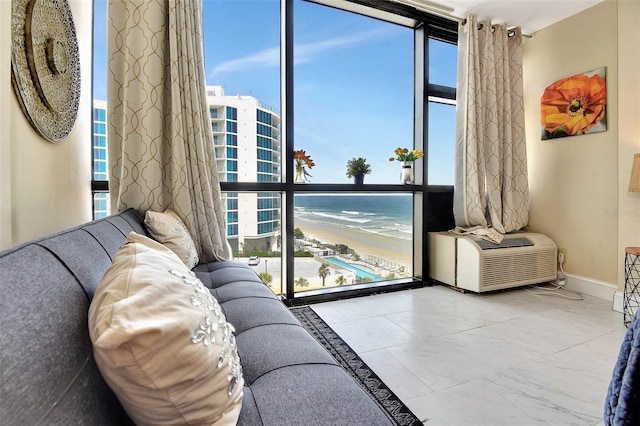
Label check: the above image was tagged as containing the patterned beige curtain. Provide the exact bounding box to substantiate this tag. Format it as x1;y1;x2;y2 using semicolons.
107;0;230;261
453;14;529;233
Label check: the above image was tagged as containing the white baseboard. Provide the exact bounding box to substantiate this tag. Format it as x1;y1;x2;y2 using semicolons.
613;290;624;313
563;272;617;304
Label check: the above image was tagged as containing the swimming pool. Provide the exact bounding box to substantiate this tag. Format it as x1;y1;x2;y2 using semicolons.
325;257;383;281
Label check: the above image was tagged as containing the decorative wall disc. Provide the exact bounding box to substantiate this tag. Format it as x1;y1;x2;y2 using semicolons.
11;0;81;143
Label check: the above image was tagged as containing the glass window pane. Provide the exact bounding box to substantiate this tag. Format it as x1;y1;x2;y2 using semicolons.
428;102;455;185
224;192;282;295
429;38;458;88
294;0;413;184
294;194;412;294
93;0;107;101
203;1;281;183
92;101;109;182
93;192;110;220
93;0;109;216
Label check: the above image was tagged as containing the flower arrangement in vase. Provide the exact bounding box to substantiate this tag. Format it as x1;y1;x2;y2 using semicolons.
389;147;424;184
293;149;314;183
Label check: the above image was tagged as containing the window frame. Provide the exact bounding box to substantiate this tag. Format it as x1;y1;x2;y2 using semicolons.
91;0;457;301
219;0;457;304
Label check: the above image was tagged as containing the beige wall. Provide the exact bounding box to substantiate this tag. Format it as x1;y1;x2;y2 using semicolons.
617;0;640;290
1;0;93;250
1;0;12;249
524;0;639;289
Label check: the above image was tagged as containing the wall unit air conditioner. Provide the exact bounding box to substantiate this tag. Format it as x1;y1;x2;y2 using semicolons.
428;231;557;292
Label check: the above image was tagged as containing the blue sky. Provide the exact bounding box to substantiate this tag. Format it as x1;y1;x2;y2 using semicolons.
94;0;457;184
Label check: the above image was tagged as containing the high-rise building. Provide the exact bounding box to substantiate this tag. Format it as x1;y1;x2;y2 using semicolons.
92;100;109;219
91;89;281;252
206;86;281;253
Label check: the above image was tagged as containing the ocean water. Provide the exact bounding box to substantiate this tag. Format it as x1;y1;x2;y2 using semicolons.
294;194;413;241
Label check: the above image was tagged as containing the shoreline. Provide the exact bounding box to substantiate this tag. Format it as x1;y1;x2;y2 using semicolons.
295;218;412;269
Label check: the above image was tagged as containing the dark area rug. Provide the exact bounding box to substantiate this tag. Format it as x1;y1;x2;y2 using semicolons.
290;306;424;426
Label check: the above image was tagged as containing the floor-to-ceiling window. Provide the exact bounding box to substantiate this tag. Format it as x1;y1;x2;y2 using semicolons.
209;0;457;302
427;38;457;186
93;0;457;303
291;0;415;296
92;0;109;219
202;0;284;293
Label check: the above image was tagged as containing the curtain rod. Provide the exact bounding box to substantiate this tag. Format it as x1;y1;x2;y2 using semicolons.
461;18;534;38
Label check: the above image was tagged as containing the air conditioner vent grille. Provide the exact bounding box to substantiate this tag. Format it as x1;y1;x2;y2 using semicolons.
481;250;556;288
474;237;534;250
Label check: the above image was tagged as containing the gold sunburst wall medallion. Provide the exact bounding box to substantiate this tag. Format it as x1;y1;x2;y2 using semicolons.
11;0;81;143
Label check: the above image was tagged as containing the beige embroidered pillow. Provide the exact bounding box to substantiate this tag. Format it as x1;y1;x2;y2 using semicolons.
144;209;199;269
88;232;243;425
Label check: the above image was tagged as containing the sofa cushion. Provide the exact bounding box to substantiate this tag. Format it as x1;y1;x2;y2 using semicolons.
88;232;243;425
193;261;278;304
249;364;395;425
144;209;199;268
236;324;336;384
0;244;128;424
37;229;114;299
106;209;149;237
221;298;300;334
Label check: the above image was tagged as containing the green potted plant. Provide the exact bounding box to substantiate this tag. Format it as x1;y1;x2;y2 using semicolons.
346;157;372;184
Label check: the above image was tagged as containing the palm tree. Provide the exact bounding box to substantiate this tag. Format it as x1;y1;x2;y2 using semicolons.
318;264;330;287
335;275;347;286
258;272;272;287
295;277;309;287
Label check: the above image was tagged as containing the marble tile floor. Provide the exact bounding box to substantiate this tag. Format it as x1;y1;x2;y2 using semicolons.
311;284;626;426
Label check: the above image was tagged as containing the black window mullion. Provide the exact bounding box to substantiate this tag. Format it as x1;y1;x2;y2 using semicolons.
428;83;456;101
415;23;427;281
283;0;295;303
275;0;458;304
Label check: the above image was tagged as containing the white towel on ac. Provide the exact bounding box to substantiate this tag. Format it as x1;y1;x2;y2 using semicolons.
449;225;504;244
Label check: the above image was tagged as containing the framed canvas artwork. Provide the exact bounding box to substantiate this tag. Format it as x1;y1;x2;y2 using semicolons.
541;67;607;140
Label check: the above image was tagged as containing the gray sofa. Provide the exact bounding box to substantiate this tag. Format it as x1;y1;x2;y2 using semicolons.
0;209;394;425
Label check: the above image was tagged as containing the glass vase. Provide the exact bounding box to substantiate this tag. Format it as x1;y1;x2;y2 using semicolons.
400;161;414;184
295;166;306;183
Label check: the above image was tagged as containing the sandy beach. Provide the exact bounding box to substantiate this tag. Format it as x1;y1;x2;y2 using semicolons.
295;217;412;269
240;218;414;293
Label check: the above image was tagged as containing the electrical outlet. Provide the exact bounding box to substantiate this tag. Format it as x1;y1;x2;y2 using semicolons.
558;248;567;264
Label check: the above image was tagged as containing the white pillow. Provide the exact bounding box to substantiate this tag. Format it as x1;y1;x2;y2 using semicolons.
89;232;243;425
144;209;199;269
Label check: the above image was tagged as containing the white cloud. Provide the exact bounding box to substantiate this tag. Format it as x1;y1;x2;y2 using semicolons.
210;47;280;77
209;27;392;77
294;27;389;64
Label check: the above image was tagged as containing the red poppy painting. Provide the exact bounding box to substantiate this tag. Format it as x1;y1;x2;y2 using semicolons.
541;67;607;140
